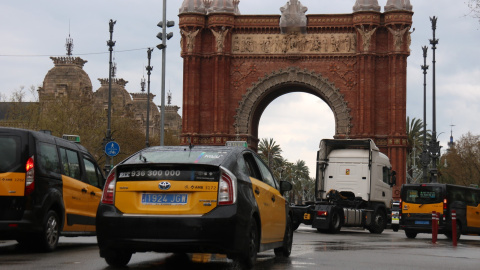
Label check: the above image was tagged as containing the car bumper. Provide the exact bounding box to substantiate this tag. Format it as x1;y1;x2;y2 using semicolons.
96;203;250;255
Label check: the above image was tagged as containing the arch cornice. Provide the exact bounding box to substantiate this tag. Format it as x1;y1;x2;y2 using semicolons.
233;67;352;138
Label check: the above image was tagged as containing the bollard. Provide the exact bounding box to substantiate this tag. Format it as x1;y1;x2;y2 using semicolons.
452;210;457;247
432;211;437;244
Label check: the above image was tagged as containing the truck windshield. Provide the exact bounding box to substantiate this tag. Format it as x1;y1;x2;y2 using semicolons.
402;186;444;204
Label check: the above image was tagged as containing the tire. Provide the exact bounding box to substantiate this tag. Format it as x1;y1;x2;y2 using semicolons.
274;215;293;257
104;249;133;267
235;218;258;269
36;210;60;252
405;230;417;239
292;217;301;231
328;211;342;234
392;225;399;232
445;222;461;241
368;210;386;234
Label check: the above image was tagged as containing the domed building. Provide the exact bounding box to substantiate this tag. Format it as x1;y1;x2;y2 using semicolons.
38;57;93;102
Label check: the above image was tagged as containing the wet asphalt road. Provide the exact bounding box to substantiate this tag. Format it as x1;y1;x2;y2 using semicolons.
1;224;479;270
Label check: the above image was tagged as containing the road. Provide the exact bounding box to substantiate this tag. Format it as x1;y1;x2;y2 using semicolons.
1;225;479;270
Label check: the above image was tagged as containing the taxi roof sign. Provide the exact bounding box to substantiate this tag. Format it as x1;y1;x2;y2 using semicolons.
226;141;248;148
62;134;81;143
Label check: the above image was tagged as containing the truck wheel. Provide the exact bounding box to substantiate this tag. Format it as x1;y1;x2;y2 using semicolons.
405;230;417;239
392;225;399;232
274;215;293;257
368;210;386;234
35;210;60;252
104;249;132;267
328;211;342;234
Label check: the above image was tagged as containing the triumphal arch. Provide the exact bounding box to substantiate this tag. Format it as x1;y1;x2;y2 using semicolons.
178;0;413;196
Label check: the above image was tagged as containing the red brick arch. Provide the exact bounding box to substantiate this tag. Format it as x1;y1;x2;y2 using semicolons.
179;10;412;197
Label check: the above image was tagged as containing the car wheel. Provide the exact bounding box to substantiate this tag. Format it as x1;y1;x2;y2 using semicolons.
36;210;60;252
392;225;399;232
104;249;133;267
405;230;417;239
328;211;342;234
274;215;293;257
368;210;386;234
236;218;258;269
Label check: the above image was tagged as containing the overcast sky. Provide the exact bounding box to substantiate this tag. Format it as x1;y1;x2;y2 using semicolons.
1;0;479;177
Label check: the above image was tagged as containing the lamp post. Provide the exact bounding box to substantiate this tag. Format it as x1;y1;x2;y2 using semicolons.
429;16;441;183
420;46;430;183
104;19;116;175
156;0;175;146
145;48;153;148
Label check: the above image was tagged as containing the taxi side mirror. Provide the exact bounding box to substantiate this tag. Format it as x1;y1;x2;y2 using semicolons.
279;181;293;194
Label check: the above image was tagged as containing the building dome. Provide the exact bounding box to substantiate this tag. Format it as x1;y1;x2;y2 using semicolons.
385;0;412;12
353;0;381;12
94;78;133;112
205;0;240;15
39;57;93;101
179;0;206;14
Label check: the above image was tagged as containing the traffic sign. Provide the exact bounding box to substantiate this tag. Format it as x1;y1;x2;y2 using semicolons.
105;141;120;157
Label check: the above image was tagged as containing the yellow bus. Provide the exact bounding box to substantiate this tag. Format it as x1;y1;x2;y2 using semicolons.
400;183;480;240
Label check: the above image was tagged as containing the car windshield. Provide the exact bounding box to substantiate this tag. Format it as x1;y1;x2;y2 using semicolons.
403;186;444;204
123;148;231;166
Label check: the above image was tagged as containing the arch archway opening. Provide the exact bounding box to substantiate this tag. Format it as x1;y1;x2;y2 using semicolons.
257;91;335;178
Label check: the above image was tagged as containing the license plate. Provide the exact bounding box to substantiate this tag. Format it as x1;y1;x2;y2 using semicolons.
415;220;429;225
141;193;188;205
304;213;311;220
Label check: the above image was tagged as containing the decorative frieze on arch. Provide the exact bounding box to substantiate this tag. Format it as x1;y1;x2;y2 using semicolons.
234;67;351;138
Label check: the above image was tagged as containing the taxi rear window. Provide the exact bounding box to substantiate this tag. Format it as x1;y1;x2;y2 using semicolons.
116;165;220;182
0;136;20;173
123;149;229;166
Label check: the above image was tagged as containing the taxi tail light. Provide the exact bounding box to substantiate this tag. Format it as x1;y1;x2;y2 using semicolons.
317;210;328;216
218;167;237;205
101;169;117;204
25;156;35;196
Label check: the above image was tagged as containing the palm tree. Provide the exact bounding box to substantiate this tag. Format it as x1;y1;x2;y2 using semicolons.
291;160;310;204
406;116;430;183
257;138;283;170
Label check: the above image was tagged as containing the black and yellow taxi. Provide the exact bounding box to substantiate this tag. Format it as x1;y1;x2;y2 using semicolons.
0;127;104;251
96;143;293;268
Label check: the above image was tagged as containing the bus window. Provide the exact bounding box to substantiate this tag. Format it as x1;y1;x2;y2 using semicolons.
403;186;443;204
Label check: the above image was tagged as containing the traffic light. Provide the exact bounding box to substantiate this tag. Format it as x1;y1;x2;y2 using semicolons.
157;20;175;50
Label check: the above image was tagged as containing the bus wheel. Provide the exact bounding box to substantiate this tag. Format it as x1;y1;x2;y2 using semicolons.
405;230;417;239
445;222;461;241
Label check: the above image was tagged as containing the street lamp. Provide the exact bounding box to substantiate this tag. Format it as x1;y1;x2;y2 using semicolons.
104;19;116;175
429;16;441;183
156;0;175;146
145;48;153;148
420;45;430;183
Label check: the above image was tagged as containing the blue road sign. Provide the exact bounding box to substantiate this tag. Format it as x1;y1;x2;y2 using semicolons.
105;141;120;157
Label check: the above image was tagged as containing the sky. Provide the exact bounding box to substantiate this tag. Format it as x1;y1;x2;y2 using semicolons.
1;0;479;177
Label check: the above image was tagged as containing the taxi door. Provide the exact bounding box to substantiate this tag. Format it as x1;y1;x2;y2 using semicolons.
466;191;480;230
245;154;286;244
59;148;89;232
81;157;104;232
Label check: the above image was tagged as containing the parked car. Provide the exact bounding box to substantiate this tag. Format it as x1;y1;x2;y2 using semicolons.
0;127;104;251
96;144;293;268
